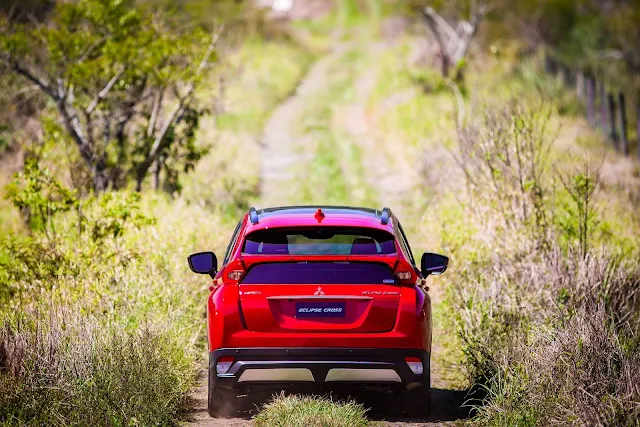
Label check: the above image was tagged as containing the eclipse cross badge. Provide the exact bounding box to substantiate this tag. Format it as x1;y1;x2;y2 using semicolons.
314;286;325;296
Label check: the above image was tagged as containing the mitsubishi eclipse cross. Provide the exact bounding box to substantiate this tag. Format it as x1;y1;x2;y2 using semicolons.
187;206;449;418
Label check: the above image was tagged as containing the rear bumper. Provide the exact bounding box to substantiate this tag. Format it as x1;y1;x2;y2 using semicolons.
210;347;430;392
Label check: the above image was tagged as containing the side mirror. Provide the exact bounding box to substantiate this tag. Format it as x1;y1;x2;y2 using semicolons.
421;252;449;277
188;252;217;277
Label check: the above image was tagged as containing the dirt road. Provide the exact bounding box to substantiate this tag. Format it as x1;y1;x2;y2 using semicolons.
182;36;469;426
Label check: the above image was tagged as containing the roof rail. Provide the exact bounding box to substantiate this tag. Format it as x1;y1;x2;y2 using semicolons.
380;207;390;225
249;207;259;224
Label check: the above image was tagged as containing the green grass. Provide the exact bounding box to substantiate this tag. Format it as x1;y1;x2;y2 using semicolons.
254;394;369;427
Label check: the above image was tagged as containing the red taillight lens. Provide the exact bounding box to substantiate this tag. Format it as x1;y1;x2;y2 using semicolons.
227;270;244;281
224;259;246;283
396;271;412;281
394;260;416;285
216;356;234;375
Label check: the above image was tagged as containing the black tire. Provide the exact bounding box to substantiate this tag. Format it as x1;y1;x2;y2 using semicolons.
207;367;239;418
401;386;431;419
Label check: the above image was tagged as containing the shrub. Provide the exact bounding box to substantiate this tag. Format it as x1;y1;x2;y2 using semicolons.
455;100;553;237
451;244;640;387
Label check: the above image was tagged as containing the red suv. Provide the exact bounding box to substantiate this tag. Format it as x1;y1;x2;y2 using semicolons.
188;206;448;418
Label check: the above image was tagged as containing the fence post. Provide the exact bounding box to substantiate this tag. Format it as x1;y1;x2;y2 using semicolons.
599;81;607;131
608;93;619;150
636;94;640;160
586;76;595;125
544;51;553;74
618;92;629;156
576;70;584;101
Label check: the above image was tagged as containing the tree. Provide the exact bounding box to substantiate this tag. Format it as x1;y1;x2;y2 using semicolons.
0;0;220;192
421;0;488;82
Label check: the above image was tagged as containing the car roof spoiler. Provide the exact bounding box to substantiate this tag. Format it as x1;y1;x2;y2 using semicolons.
249;206;391;225
379;207;390;225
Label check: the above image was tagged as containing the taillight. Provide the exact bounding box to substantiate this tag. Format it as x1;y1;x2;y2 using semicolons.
224;259;246;283
394;261;416;285
396;271;412;281
405;356;423;375
216;356;234;375
227;270;244;281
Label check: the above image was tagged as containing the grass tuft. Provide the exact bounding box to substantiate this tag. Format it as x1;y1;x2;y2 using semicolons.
254;393;369;427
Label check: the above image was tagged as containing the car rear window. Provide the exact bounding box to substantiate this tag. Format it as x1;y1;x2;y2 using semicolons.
242;227;396;255
241;262;397;284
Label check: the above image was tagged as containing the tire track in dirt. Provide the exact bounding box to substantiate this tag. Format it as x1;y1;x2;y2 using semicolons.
182;49;350;427
339;42;470;426
182;39;469;427
259;48;345;207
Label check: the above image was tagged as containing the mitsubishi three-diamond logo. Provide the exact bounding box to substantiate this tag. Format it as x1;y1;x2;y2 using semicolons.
314;286;325;296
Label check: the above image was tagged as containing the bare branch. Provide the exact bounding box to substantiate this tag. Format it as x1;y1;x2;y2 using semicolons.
147;90;163;138
147;28;222;162
76;37;107;64
86;67;124;114
11;84;40;98
2;57;56;99
423;7;456;41
422;9;450;76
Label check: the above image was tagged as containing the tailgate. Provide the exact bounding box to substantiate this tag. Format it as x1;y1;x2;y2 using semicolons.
239;261;400;333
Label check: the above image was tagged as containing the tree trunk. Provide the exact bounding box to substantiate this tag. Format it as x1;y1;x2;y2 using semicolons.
608;93;619;149
135;172;144;192
152;158;161;190
441;53;451;78
599;81;607;132
618;92;629;156
93;168;109;192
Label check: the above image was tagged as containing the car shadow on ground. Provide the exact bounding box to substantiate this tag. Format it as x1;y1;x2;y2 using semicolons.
367;387;473;423
180;387;476;423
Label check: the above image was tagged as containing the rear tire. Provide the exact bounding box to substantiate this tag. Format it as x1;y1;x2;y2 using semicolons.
208;368;238;418
401;386;431;419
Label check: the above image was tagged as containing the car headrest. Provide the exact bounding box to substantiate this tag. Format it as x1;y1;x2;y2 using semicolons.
350;237;378;255
243;240;261;254
260;235;289;255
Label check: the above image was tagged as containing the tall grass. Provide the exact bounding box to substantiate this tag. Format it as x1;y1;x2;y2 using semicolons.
445;99;640;426
0;183;232;425
1;308;192;426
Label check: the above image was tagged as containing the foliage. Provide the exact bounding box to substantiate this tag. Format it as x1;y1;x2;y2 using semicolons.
0;0;218;192
254;393;369;427
6;158;78;233
490;0;640;81
0;156;229;425
556;158;602;258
